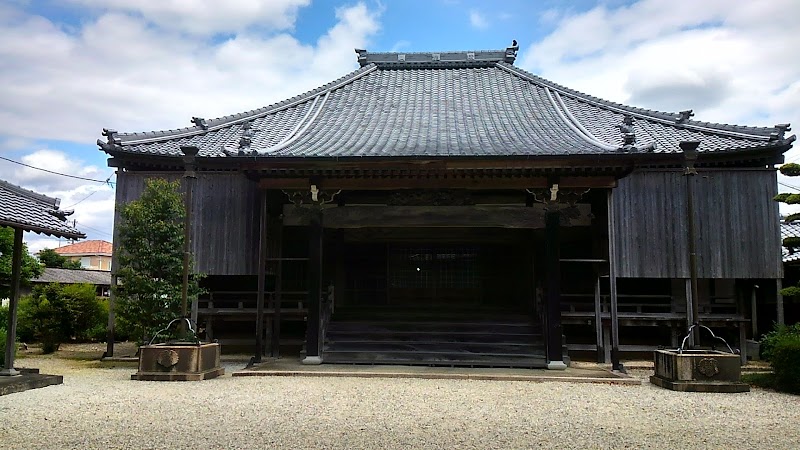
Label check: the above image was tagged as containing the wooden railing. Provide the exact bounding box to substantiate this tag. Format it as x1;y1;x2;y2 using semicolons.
195;290;308;317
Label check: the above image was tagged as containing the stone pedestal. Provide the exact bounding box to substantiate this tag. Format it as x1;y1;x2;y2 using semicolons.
132;342;224;381
650;349;749;392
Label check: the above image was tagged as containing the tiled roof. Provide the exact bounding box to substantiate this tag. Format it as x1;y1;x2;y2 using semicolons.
781;221;800;263
0;180;85;239
52;239;112;256
99;47;795;160
31;267;111;285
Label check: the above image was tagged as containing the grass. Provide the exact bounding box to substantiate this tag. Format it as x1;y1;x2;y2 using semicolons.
741;372;777;390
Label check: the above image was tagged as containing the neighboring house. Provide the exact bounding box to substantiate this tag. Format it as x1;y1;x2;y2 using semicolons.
98;45;795;369
27;267;111;297
53;240;112;271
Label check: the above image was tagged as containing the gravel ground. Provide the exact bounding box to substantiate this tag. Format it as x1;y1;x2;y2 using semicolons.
1;357;799;450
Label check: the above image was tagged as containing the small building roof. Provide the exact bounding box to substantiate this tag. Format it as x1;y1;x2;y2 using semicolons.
53;239;112;256
781;221;800;263
99;46;794;161
0;180;85;239
31;267;111;286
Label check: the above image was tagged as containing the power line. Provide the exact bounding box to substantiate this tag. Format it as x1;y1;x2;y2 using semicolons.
73;221;114;238
778;181;800;191
0;155;115;185
62;175;115;208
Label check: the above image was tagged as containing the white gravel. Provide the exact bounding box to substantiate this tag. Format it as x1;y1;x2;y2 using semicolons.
1;359;799;450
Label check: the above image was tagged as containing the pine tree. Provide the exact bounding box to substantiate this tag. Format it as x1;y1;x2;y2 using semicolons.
776;162;800;297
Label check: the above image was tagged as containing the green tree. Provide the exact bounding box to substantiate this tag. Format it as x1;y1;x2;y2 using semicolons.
114;178;203;343
38;248;82;269
776;163;800;298
17;283;106;352
0;226;43;300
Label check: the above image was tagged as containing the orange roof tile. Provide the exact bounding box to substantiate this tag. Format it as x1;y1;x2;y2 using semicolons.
52;239;112;256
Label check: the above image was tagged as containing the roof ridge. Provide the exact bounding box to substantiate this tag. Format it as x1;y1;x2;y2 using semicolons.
0;179;59;208
113;64;378;146
496;62;782;141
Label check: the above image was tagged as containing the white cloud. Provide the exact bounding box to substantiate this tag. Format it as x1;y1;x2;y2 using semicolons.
69;0;311;35
0;2;382;249
0;3;381;144
519;0;800;141
469;9;488;30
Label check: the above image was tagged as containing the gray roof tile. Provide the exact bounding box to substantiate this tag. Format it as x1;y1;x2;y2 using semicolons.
0;180;85;238
782;221;800;263
31;268;111;285
100;49;795;160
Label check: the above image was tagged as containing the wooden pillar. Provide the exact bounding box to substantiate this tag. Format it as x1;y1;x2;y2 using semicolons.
104;273;116;358
335;229;346;310
594;276;604;363
606;190;622;371
1;228;23;376
750;286;758;337
544;211;565;369
271;216;284;358
303;207;323;364
776;279;785;326
254;190;268;363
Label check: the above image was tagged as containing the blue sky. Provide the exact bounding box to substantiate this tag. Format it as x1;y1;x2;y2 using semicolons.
1;0;798;252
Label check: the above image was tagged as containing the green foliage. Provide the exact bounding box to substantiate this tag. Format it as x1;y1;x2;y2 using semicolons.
775;193;791;202
38;248;82;269
780;163;800;177
761;323;800;361
17;283;107;352
785;213;800;223
114;178;203;344
757;324;800;394
0;327;14;367
769;335;800;394
783;237;800;249
0;304;7;330
0;227;43;300
787;194;800;205
780;286;800;299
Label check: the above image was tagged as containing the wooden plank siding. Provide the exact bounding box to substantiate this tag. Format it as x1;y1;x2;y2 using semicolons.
612;169;782;279
115;171;259;275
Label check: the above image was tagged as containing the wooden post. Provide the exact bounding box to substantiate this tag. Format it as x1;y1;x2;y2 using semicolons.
594;276;604;363
776;279;785;326
105;273;116;358
1;228;23;376
271;216;284;358
254;190;268;362
303;207;323;364
544;211;565;369
606;190;622;371
335;229;346;310
179;146;198;338
681;141;701;346
750;286;758;337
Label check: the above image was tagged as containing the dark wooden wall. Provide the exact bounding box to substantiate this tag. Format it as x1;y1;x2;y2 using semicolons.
612;169;782;279
114;171;259;275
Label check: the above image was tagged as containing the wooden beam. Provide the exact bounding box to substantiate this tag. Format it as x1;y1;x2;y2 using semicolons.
259;176;617;190
283;204;592;228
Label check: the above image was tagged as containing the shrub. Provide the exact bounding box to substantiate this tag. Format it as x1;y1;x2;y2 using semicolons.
17;283;107;352
0;326;11;367
761;323;800;361
760;323;800;394
770;335;800;394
